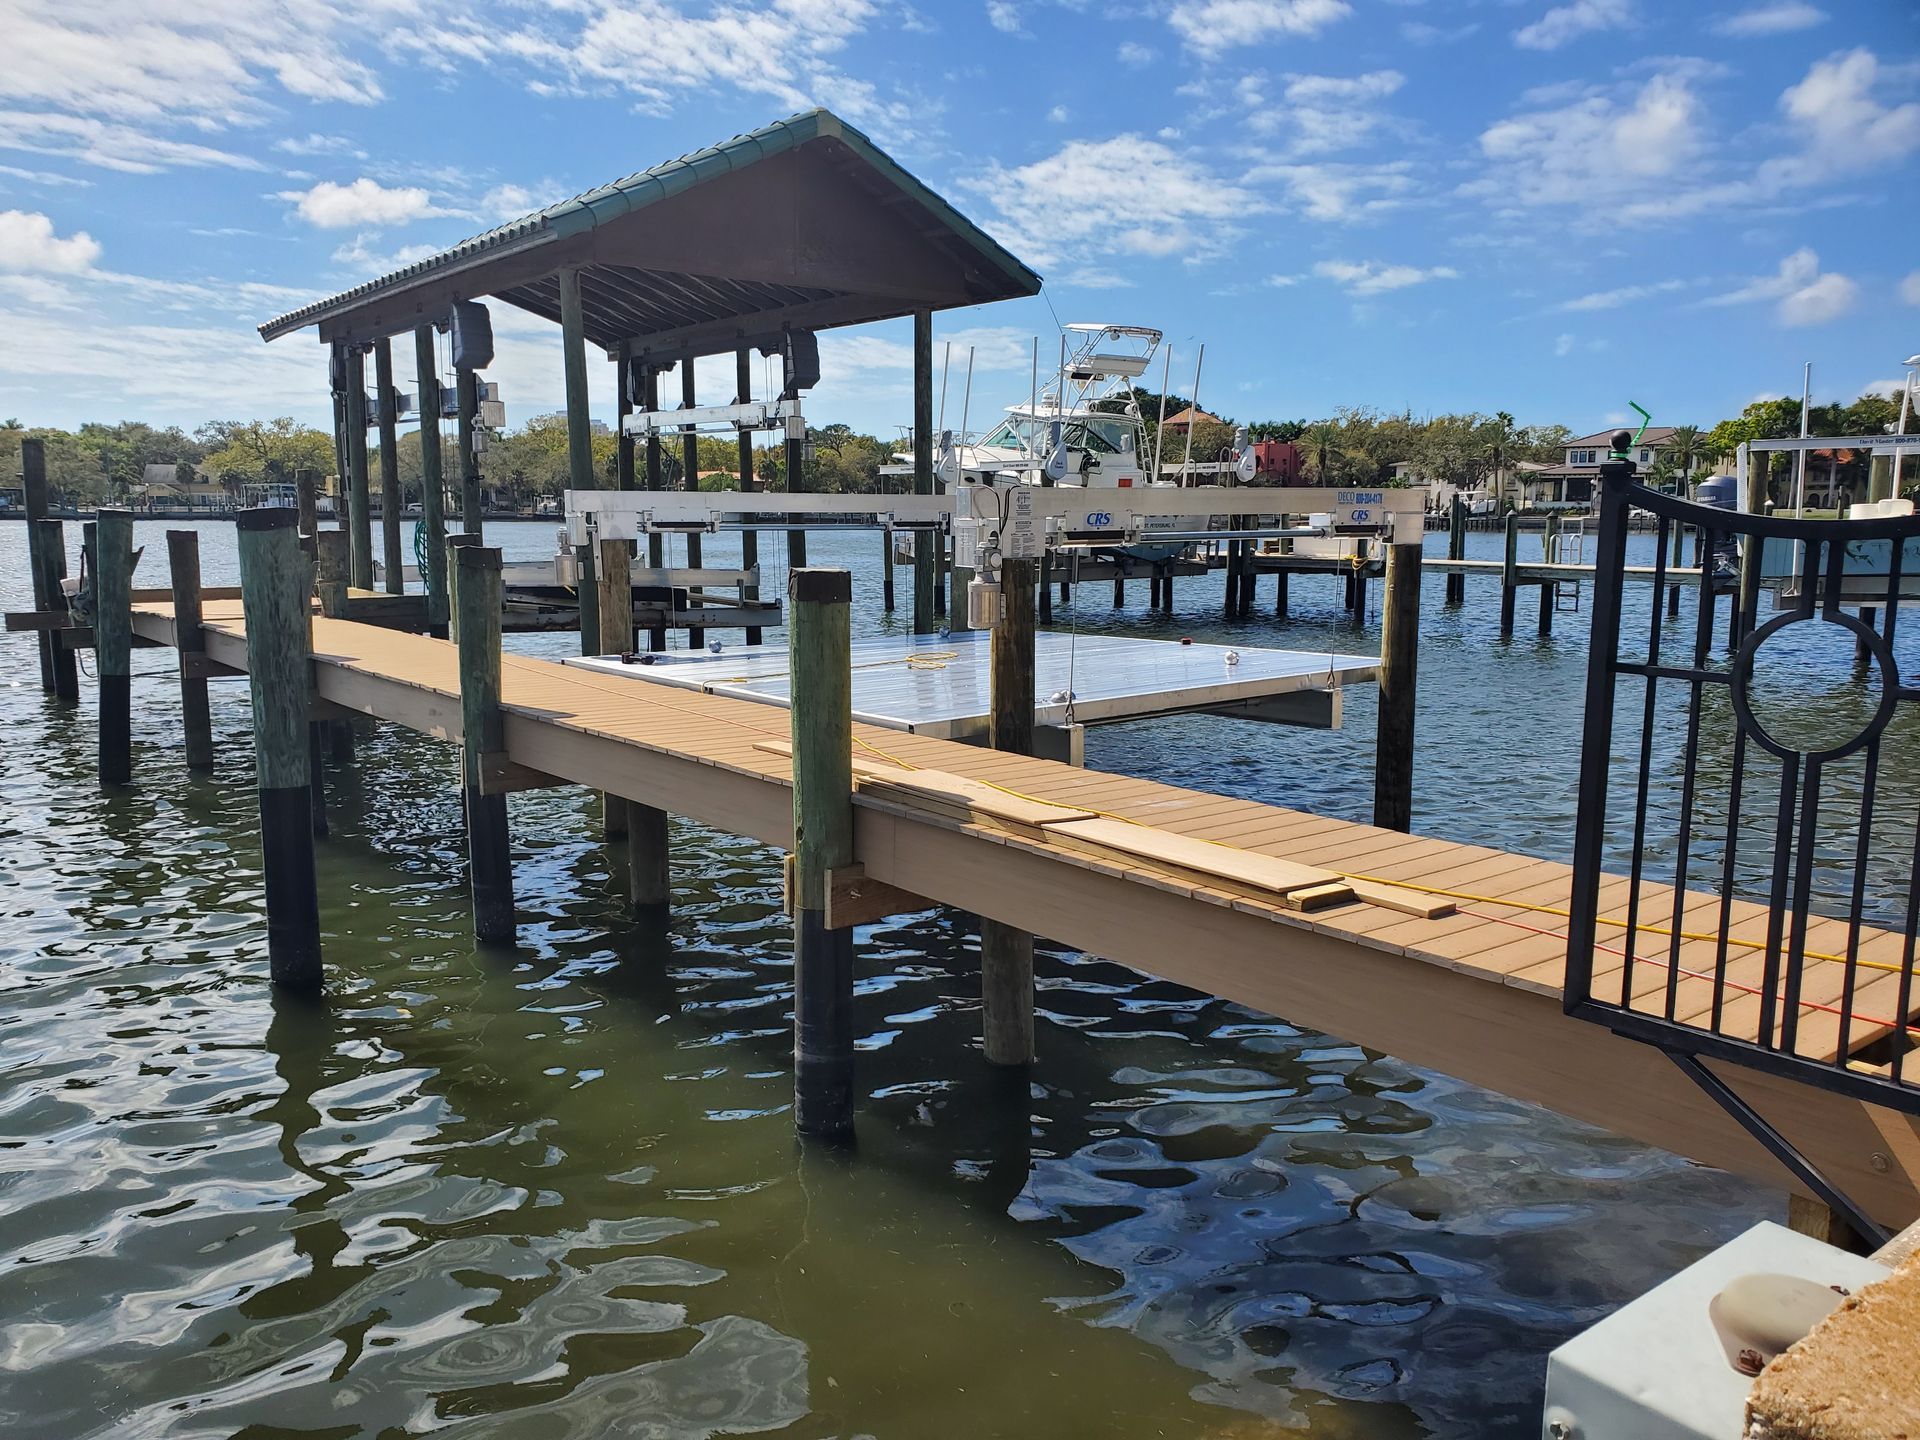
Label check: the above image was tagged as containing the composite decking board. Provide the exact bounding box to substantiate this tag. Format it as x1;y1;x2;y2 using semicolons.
132;602;1920;1080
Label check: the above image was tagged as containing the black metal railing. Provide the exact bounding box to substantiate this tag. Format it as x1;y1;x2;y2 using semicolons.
1566;461;1920;1119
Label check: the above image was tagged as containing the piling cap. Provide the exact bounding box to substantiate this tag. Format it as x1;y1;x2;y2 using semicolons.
790;568;851;604
236;506;300;532
456;544;503;570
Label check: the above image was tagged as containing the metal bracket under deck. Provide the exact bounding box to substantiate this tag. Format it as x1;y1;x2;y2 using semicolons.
1665;1048;1889;1249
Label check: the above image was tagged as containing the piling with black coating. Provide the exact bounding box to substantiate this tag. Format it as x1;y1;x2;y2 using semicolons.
95;509;133;787
982;554;1037;1066
1445;495;1466;605
1498;512;1519;637
22;438;76;698
880;529;896;609
735;348;763;646
456;545;515;945
596;535;632;846
1667;519;1684;620
313;529;354;765
1038;551;1053;623
414;325;449;635
1373;541;1421;832
166;530;215;772
1274;569;1289;618
1538;515;1557;637
235;508;322;991
375;338;405;594
789;569;856;1136
344;346;374;590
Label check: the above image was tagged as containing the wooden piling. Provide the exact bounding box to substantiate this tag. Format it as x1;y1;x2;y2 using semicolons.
1373;542;1421;832
95;509;134;787
457;364;483;539
643;366;668;651
911;309;936;635
1499;512;1519;637
1038;550;1053;623
414;325;449;635
22;439;77;698
1274;568;1289;618
881;528;896;609
166;530;215;772
444;533;480;644
344;346;374;589
681;360;706;650
788;567;857;1137
375;337;404;594
1113;568;1125;608
736;348;763;645
597;535;632;845
982;554;1038;1066
295;467;319;548
558;268;600;657
234;508;322;990
1667;520;1684;620
1445;495;1466;605
1538;515;1557;637
455;545;515;945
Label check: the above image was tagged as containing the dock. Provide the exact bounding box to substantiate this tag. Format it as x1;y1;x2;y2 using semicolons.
123;590;1920;1230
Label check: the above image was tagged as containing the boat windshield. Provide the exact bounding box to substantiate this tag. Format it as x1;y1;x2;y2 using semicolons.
979;415;1133;455
979;418;1043;451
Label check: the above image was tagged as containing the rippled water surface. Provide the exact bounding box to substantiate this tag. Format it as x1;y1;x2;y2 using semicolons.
6;516;1863;1438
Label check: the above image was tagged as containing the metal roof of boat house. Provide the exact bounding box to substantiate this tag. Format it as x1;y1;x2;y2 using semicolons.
258;109;1042;366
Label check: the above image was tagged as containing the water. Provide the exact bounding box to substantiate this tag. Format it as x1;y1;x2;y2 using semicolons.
8;515;1888;1439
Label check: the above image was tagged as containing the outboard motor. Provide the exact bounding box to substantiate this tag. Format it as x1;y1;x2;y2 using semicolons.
1695;473;1741;575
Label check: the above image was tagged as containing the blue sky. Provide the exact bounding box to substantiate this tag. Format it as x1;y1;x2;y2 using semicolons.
1;0;1917;442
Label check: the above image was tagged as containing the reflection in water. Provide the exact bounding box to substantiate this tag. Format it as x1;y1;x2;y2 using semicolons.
0;522;1795;1439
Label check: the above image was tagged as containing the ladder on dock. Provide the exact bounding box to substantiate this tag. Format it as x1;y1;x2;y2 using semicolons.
1550;521;1585;611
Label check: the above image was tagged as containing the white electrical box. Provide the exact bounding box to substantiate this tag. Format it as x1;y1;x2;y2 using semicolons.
1003;485;1041;559
1542;1221;1889;1440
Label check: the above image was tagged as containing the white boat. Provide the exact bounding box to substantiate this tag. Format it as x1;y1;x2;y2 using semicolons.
889;323;1242;562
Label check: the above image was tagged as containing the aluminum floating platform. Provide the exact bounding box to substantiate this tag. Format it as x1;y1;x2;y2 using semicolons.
562;631;1376;740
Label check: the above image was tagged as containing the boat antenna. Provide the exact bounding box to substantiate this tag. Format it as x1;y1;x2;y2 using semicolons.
1028;336;1039;471
938;340;952;433
1154;344;1173;484
1180;344;1205;485
959;346;975;452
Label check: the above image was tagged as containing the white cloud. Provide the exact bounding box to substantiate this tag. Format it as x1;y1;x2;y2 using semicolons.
0;109;261;174
986;0;1024;34
1778;48;1920;169
1554;333;1574;357
1401;20;1479;44
274;133;367;159
1247;70;1405;154
329;234;444;275
1902;271;1920;306
1047;105;1070;124
1514;0;1632;51
1705;248;1857;326
0;163;89;187
1472;72;1700;210
1250;160;1417;221
1557;279;1685;311
1312;258;1458;294
278;178;439;229
1711;2;1826;37
1118;41;1153;66
1166;0;1352;56
0;209;101;273
966;136;1257;267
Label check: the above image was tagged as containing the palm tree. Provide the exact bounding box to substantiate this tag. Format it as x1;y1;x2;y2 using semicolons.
1483;411;1517;508
1665;424;1704;493
1305;421;1339;482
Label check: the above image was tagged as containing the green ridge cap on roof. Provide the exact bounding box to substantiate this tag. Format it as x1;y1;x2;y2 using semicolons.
258;109;1039;342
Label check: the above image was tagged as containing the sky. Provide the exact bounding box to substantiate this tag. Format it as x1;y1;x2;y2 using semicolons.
0;0;1917;444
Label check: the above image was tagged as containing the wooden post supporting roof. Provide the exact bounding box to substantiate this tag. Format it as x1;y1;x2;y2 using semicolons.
559;269;600;656
789;567;857;1137
235;507;322;990
344;346;374;589
736;347;763;646
912;308;936;635
681;359;705;649
642;365;667;652
414;325;449;635
375;337;404;595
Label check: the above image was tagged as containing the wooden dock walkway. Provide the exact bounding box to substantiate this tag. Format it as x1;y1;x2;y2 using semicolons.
129;597;1920;1228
